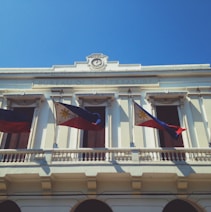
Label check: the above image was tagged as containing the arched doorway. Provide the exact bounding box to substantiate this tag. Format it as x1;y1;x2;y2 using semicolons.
0;200;21;212
163;199;202;212
73;199;112;212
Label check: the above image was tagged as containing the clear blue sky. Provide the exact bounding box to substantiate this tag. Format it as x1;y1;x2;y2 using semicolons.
0;0;210;67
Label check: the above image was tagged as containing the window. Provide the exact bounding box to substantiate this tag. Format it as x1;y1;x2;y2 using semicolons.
146;91;187;149
156;105;184;148
76;93;114;149
4;107;34;149
1;94;44;149
82;106;105;148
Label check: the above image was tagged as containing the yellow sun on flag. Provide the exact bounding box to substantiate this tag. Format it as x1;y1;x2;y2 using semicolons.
138;110;149;120
60;108;70;119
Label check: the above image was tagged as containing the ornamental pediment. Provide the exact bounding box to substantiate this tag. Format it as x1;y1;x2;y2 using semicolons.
52;53;141;72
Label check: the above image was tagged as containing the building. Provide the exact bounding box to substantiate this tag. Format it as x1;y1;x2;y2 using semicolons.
0;53;211;211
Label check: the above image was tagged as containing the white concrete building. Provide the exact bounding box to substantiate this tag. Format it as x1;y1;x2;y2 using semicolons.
0;53;211;211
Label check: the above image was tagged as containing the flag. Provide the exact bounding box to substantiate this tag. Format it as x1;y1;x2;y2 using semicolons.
0;108;32;133
54;102;103;130
134;101;186;139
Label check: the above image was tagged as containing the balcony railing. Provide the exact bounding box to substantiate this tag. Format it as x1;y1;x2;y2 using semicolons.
0;148;211;164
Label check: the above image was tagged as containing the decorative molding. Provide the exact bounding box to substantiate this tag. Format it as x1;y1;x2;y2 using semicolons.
131;177;142;190
4;94;45;107
33;78;159;88
0;178;7;192
41;177;52;192
146;92;187;105
76;93;115;106
87;177;97;194
177;181;188;190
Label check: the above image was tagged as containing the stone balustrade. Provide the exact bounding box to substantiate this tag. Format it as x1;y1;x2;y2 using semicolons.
0;148;211;164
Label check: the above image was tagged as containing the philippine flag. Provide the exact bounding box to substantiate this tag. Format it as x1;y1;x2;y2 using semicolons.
54;102;103;131
134;101;186;139
0;108;32;133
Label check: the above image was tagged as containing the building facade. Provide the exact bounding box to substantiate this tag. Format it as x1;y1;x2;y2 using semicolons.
0;53;211;211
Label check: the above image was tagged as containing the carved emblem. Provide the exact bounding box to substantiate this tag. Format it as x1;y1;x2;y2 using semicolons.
87;53;108;70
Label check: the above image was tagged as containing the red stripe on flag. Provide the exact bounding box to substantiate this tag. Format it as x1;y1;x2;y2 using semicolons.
0;120;31;133
60;117;103;131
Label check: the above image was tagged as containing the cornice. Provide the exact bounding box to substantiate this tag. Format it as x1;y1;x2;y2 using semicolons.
0;68;211;80
0;62;210;80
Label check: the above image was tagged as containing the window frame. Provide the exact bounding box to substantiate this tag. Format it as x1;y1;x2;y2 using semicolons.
146;92;187;148
76;93;115;148
0;94;44;149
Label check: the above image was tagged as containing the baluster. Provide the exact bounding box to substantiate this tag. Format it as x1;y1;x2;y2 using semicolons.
142;152;145;161
83;152;87;161
121;152;124;161
58;152;61;161
59;152;62;161
116;151;119;161
5;154;8;162
118;152;121;161
99;151;102;161
146;152;149;161
186;151;190;162
198;152;202;161
73;152;76;161
178;151;182;161
101;151;104;161
55;152;60;161
66;152;69;161
116;152;120;161
20;153;24;162
95;152;99;161
115;152;118;161
88;152;91;161
62;152;64;161
66;152;68;161
62;152;65;161
164;151;167;161
20;153;23;162
64;152;67;161
169;151;173;161
173;151;176;161
69;152;72;161
16;153;20;162
154;151;159;161
9;153;12;162
125;151;127;161
26;152;30;162
149;151;152;161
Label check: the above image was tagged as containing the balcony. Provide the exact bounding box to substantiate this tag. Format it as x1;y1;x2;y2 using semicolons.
0;147;210;164
0;148;211;194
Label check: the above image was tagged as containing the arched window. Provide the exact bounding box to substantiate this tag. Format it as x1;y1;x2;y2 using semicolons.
74;199;112;212
0;200;21;212
163;199;201;212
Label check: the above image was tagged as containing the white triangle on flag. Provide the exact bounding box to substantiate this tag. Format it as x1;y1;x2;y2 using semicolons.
54;102;78;125
134;103;152;125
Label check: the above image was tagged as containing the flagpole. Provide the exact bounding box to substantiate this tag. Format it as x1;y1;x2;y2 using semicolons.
128;89;134;147
52;97;58;148
76;98;83;149
0;98;3;145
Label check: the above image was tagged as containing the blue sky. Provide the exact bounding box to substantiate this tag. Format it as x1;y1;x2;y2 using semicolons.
0;0;210;67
